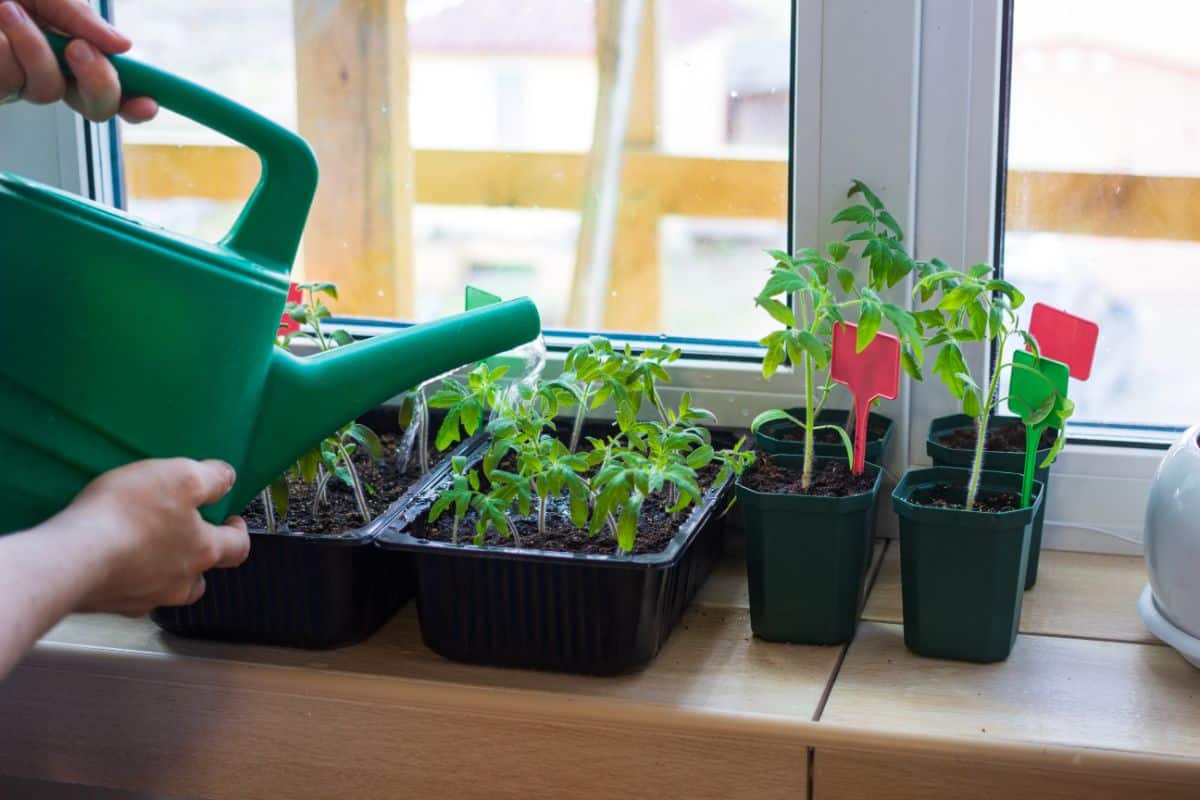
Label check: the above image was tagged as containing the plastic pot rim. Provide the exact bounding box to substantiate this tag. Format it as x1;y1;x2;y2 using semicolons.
891;465;1044;529
926;412;1056;461
735;455;883;514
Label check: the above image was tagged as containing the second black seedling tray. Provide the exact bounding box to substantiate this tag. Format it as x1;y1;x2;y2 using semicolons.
377;425;736;675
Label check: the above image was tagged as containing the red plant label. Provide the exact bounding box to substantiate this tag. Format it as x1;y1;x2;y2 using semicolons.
1028;302;1099;381
831;322;900;405
278;282;303;336
831;322;900;474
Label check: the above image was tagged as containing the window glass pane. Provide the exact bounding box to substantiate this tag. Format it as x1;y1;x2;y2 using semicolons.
115;0;790;341
1003;0;1198;427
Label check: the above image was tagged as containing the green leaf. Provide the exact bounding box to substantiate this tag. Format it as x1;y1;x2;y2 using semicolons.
762;341;786;379
968;263;992;279
1027;394;1056;427
435;408;461;451
848;179;883;210
900;343;923;380
881;303;918;342
836;267;855;293
885;242;914;287
347;423;383;460
812;424;854;465
962;385;981;418
857;303;882;352
686;444;715;469
878;210;903;239
617;493;643;553
966;299;989;340
330;329;354;347
755;296;797;328
1040;429;1068;469
427;385;466;408
750;408;804;434
984;279;1025;309
1018;329;1040;357
759;268;809;298
268;476;289;518
831;204;875;225
429;492;453;522
461;400;482;436
988;299;1006;339
312;282;339;300
914;308;944;329
827;241;850;262
296;448;320;484
794;330;830;368
932;343;970;397
939;284;983;312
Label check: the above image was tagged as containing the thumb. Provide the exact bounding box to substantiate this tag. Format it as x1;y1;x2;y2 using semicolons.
178;459;237;507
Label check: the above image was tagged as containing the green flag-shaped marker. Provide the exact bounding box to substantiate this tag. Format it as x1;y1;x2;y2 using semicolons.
1007;349;1070;508
465;286;526;374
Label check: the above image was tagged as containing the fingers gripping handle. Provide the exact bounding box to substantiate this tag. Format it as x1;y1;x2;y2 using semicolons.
45;33;317;272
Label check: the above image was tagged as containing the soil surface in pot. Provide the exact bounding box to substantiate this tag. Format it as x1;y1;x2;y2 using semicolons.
772;416;889;444
939;420;1055;452
914;483;1020;513
242;432;447;533
416;463;722;556
739;454;876;497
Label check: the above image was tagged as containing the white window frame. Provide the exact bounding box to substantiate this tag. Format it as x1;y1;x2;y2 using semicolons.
0;0;1161;555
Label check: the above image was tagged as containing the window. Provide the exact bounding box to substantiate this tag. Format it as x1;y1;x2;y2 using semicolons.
113;0;791;341
4;0;1169;553
1000;0;1194;434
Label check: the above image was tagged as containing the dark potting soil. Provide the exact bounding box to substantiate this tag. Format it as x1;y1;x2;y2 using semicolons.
739;453;876;497
918;483;1021;513
773;415;889;444
939;420;1055;452
241;433;446;533
416;462;723;556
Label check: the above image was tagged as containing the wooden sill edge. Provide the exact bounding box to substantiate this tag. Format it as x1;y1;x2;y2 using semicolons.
23;635;1200;783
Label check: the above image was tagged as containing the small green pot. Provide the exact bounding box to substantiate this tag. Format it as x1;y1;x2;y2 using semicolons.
736;455;882;645
755;408;894;462
926;414;1053;590
892;466;1043;663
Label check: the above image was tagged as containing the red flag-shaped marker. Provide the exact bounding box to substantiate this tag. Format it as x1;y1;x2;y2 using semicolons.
1028;302;1099;381
278;282;303;336
831;322;900;475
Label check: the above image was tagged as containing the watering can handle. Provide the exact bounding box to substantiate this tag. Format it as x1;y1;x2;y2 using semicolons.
45;33;317;272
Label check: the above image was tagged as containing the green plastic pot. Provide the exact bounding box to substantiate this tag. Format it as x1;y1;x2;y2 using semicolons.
736;455;882;645
926;414;1054;589
755;408;894;462
892;466;1043;663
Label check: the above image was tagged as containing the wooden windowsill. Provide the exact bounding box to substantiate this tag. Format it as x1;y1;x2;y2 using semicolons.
2;539;1198;799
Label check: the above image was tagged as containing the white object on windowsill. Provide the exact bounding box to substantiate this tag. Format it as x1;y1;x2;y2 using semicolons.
1139;584;1200;669
1144;424;1200;640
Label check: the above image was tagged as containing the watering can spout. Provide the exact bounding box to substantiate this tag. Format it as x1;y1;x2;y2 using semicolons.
232;298;540;513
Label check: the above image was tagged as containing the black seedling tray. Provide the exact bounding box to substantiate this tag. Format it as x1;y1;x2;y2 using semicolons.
151;407;462;649
376;425;737;674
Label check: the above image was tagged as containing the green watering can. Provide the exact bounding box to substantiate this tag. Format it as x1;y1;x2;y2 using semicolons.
0;35;541;533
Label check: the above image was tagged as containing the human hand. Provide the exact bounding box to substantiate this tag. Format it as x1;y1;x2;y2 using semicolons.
59;458;250;616
0;0;157;122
